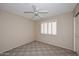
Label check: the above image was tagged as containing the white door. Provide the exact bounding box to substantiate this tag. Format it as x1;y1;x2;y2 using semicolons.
75;15;79;55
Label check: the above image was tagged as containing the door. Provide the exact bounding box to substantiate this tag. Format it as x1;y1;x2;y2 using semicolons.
75;15;79;55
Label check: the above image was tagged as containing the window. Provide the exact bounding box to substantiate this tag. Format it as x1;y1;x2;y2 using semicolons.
48;22;52;34
44;22;48;34
41;23;44;34
52;22;56;35
41;21;57;35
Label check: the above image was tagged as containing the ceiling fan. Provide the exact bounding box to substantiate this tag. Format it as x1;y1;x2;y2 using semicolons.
24;5;48;20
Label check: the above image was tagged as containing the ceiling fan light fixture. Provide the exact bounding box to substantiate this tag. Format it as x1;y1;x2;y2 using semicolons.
34;12;38;16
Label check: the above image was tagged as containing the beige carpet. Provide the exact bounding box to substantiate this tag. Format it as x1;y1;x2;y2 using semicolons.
0;41;77;56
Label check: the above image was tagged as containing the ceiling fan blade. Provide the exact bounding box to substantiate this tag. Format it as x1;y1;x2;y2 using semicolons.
32;5;36;12
39;10;48;13
39;12;48;13
24;12;34;13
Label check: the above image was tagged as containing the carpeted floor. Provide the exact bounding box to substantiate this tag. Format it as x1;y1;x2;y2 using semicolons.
0;41;77;56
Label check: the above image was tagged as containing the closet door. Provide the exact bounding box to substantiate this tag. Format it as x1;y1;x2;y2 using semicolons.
76;15;79;55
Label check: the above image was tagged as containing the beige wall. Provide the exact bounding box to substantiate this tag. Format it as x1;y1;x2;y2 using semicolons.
36;12;74;51
0;10;35;53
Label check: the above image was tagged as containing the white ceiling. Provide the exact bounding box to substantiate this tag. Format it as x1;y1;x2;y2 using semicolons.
0;3;76;20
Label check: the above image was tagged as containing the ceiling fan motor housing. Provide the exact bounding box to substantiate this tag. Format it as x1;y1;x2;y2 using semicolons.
34;12;38;16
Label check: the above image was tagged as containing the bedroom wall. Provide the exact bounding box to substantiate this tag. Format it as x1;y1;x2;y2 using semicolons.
36;12;74;51
0;10;35;53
